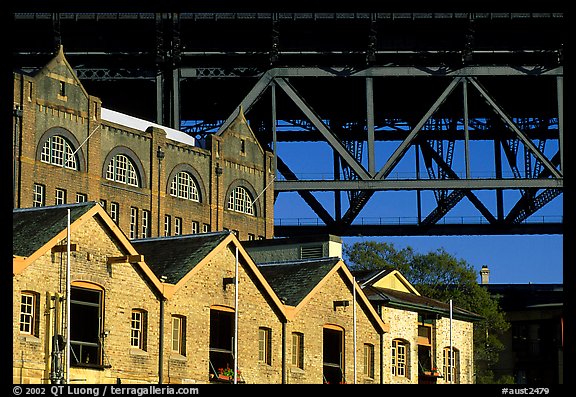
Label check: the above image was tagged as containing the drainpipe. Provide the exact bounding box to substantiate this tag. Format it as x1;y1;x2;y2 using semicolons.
158;298;164;383
378;305;384;384
282;321;287;384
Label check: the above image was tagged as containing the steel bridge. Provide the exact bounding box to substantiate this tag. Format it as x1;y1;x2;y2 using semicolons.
12;10;564;237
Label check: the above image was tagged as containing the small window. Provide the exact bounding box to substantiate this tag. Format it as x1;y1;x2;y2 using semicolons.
164;215;171;236
131;310;147;350
33;184;45;207
240;139;246;154
171;315;186;356
55;188;67;205
141;210;150;238
76;193;87;203
175;217;182;235
292;332;304;369
110;202;119;223
20;292;40;337
364;343;375;378
258;327;272;365
392;339;408;377
130;207;138;239
59;81;66;97
443;347;460;384
191;221;199;234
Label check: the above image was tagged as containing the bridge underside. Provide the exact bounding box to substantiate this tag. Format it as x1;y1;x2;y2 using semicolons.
12;11;564;237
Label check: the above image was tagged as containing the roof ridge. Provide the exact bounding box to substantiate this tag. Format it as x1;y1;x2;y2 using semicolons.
13;201;97;213
132;230;232;243
257;256;340;267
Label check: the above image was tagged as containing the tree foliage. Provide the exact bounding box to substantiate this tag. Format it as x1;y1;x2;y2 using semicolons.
344;241;510;384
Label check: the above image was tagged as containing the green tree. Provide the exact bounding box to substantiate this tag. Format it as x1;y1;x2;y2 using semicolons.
344;241;510;384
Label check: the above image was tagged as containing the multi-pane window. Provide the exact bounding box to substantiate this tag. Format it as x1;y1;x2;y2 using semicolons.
364;343;375;378
258;327;272;365
131;310;147;350
110;202;119;223
106;154;139;187
170;171;200;202
291;332;304;369
141;210;150;238
33;184;45;207
20;292;39;336
164;215;171;236
76;193;87;203
55;188;67;205
41;135;78;170
392;339;407;377
227;186;254;215
191;221;199;234
443;347;460;383
130;207;138;239
171;315;186;356
202;223;210;233
175;217;182;235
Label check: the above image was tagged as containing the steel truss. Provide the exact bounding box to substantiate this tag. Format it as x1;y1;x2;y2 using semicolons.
214;66;563;236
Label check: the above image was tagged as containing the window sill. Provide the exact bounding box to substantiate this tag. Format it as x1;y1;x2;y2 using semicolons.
169;354;187;362
19;334;40;344
129;348;149;357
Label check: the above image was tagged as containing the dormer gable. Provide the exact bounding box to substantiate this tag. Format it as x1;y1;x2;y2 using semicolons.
370;269;421;296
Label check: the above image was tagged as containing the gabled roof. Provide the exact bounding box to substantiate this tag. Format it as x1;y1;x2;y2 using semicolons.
363;285;483;322
132;231;231;285
258;257;389;333
13;202;97;258
35;45;89;98
12;202;164;296
131;232;288;320
257;257;340;306
355;268;483;322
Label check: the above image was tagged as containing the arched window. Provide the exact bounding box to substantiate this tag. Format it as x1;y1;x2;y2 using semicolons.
392;339;409;377
106;154;140;187
170;171;200;202
227;186;254;215
40;135;78;170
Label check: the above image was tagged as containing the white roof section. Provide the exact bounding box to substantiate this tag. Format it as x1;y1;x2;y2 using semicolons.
101;108;195;146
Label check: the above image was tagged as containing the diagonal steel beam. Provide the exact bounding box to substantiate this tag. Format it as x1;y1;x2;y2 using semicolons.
216;71;275;135
467;76;562;179
420;141;497;224
275;77;371;181
339;77;463;225
375;77;463;180
276;156;335;226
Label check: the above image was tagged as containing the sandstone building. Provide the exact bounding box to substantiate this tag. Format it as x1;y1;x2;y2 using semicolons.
12;47;479;385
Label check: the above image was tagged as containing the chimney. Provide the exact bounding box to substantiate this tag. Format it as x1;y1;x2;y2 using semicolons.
480;265;490;284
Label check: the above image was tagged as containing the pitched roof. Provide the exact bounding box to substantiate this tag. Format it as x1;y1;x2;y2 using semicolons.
257;257;340;306
131;231;232;284
13;202;98;258
363;285;483;322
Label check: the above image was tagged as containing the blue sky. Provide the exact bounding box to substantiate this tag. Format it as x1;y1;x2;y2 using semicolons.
272;141;563;285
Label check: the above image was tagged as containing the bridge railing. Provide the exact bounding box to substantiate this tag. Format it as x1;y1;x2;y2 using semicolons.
274;215;563;226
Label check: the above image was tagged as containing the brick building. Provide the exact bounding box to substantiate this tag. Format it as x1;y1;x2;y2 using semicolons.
12;46;275;242
12;46;478;385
